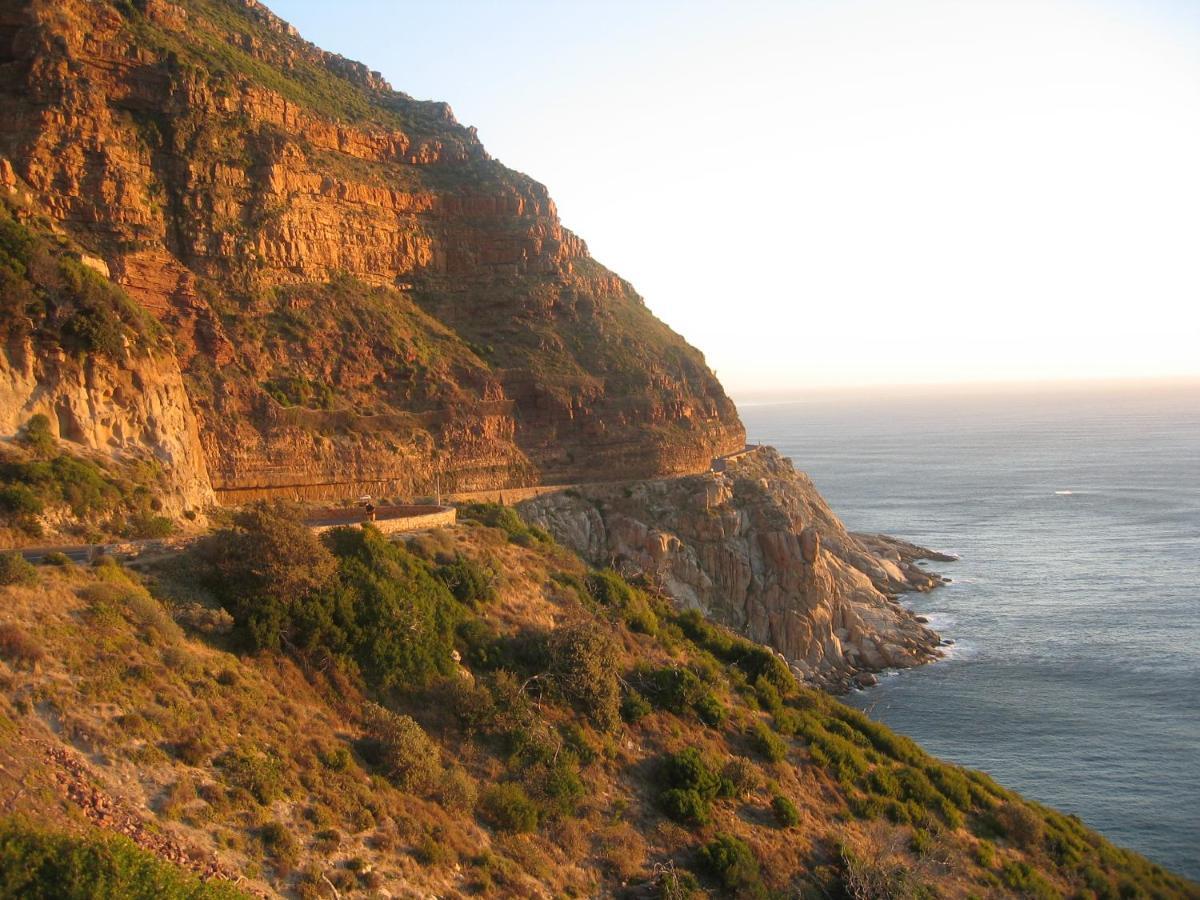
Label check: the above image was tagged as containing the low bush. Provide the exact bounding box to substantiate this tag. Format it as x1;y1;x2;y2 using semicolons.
0;552;36;586
693;690;725;726
478;783;538;833
433;553;497;607
437;765;477;812
749;721;788;763
17;415;55;458
659;788;711;827
696;833;766;898
0;817;246;898
197;508;461;691
457;502;549;546
360;702;442;794
259;821;299;872
721;757;762;800
656;748;728;825
0;623;44;666
992;801;1045;850
772;794;801;827
215;749;285;805
1000;860;1059;899
172;603;235;636
586;569;659;634
548;622;620;731
620;688;652;723
641;666;706;715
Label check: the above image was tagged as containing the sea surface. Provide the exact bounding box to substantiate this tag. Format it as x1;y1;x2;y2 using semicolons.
739;381;1200;880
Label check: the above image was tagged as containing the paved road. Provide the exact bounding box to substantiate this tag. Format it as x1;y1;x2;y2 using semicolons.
15;539;170;564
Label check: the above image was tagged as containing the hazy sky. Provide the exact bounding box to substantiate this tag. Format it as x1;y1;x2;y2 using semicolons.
267;0;1200;392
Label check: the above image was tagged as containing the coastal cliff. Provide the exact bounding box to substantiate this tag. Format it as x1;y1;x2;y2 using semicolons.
522;447;949;690
0;0;743;504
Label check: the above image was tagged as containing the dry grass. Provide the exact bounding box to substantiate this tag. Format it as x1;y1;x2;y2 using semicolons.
0;536;1188;900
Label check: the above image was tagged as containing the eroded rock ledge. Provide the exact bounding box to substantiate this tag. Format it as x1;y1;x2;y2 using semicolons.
521;446;952;692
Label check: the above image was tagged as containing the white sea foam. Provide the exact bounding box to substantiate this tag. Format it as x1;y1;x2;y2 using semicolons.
922;612;958;629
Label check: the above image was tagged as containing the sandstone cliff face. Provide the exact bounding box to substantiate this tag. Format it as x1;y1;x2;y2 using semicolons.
521;447;947;688
0;0;743;503
0;331;213;514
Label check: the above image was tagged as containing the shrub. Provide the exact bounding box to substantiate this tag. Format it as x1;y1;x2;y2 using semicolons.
122;585;183;644
0;484;43;525
0;624;43;666
0;552;36;587
702;626;797;696
722;757;763;799
926;764;972;810
749;721;788;763
478;783;538;833
437;765;477;812
694;691;726;727
169;734;211;767
360;702;441;794
772;794;801;827
196;501;337;647
17;414;55;458
434;553;497;606
41;551;71;567
458;502;547;545
696;833;765;898
656;748;727;825
586;569;659;634
0;817;246;898
215;749;285;804
126;512;174;539
656;864;703;900
548;622;620;731
659;788;711;826
259;821;299;872
198;510;460;690
643;666;706;714
172;603;235;636
992;801;1045;850
754;677;783;714
1001;861;1059;899
620;688;652;723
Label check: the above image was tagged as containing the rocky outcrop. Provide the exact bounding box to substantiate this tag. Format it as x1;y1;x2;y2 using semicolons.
0;331;213;516
0;0;743;505
521;447;949;689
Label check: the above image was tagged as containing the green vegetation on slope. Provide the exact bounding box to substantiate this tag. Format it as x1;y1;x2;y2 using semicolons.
0;504;1192;898
0;416;175;542
0;200;162;362
0;818;247;899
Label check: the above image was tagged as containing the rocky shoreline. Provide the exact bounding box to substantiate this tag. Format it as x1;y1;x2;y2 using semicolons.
521;446;955;694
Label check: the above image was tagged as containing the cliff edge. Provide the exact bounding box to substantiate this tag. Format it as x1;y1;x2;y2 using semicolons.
522;446;950;690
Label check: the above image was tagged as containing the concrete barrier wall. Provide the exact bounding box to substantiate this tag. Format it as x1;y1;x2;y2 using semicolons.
308;506;457;535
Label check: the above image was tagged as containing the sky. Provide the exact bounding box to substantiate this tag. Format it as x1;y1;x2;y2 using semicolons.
266;0;1200;394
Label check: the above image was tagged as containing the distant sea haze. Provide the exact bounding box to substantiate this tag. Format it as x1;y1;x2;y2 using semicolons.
739;382;1200;880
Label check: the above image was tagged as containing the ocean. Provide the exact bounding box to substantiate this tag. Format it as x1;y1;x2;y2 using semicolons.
738;381;1200;880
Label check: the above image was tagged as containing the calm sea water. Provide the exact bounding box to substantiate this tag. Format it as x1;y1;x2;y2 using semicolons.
739;382;1200;880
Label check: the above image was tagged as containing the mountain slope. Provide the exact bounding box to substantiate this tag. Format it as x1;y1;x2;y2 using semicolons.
0;516;1194;898
0;0;743;504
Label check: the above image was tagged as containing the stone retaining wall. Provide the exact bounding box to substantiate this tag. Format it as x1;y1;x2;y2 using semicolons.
308;505;457;535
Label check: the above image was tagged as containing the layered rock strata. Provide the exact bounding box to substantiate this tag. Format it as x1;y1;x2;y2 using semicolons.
0;0;743;503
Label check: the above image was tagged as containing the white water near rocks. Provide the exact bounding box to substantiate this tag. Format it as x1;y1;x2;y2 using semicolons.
739;382;1200;879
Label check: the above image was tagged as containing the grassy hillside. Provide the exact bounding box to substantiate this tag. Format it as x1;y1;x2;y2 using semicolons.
0;506;1193;898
